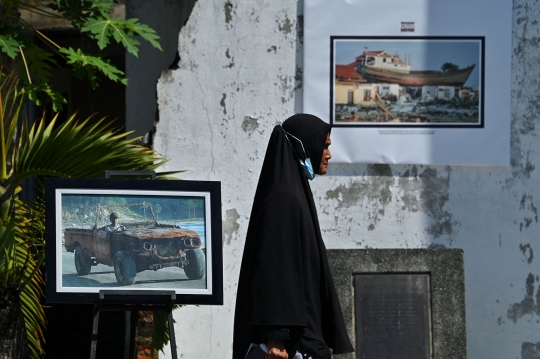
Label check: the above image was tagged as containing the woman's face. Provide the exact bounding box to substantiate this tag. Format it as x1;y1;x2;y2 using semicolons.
318;133;332;175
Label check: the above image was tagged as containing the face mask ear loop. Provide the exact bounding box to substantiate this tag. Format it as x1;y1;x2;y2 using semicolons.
280;125;307;161
280;125;316;180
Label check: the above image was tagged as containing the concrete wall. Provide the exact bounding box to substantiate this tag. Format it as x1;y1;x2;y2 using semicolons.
153;0;540;358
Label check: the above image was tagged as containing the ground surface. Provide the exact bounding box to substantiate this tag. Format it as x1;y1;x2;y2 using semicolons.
61;250;207;289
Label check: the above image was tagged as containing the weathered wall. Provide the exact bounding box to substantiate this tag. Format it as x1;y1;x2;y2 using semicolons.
154;0;540;358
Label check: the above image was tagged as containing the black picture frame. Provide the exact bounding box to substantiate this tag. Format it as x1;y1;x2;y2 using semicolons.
330;36;485;128
44;177;223;305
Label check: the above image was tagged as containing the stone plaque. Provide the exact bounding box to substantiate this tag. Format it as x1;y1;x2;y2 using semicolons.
355;274;432;359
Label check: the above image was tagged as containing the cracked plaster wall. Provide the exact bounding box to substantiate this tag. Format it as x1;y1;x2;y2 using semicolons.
154;1;540;358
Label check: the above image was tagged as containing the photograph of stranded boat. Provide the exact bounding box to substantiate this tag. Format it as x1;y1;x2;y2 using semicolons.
331;36;484;127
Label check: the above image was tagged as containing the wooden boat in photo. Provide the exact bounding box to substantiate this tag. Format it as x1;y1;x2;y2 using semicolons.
349;50;476;87
361;64;476;87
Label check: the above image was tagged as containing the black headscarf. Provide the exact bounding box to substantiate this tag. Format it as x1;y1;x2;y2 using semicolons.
233;114;353;358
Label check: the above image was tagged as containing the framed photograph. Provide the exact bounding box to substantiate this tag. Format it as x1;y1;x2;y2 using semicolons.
44;177;223;305
331;36;484;128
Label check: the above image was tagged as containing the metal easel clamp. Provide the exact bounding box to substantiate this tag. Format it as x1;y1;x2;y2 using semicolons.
104;170;156;180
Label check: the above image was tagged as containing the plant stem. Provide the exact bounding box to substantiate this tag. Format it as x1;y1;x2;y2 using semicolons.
19;47;32;85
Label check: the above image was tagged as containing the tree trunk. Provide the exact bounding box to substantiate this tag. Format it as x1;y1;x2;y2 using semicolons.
0;286;30;359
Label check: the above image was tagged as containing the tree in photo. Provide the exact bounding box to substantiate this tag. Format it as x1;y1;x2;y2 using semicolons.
440;62;460;72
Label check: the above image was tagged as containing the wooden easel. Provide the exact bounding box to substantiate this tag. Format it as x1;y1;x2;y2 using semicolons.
90;290;178;359
89;171;178;359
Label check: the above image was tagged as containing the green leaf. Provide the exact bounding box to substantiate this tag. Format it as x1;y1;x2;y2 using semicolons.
82;16;134;54
91;0;115;13
7;113;175;190
20;84;67;112
14;198;46;359
47;0;96;28
17;45;57;85
82;16;162;57
0;34;22;59
59;47;128;88
126;19;163;52
0;197;46;359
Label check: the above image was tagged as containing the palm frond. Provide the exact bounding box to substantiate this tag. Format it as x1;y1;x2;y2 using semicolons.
0;72;23;183
0;200;45;359
6;113;178;192
14;199;46;359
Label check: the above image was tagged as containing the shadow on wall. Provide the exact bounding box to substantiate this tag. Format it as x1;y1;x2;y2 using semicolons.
126;0;198;143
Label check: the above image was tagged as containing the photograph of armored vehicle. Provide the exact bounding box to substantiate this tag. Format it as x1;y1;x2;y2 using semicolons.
64;202;205;286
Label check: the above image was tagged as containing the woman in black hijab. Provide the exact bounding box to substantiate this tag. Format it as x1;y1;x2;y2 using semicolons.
233;114;354;359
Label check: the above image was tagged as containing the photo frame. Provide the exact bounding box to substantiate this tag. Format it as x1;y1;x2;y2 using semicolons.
331;36;485;128
44;177;223;305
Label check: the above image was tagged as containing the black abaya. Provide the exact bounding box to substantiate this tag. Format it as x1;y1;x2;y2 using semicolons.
233;114;353;359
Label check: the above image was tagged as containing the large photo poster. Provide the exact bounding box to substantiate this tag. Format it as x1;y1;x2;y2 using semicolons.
304;0;511;166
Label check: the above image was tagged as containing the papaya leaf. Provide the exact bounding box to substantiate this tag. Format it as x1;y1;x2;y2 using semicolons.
82;16;162;57
47;0;97;28
0;34;22;59
125;19;163;52
91;0;115;13
82;16;135;54
17;45;57;85
59;47;128;88
21;84;66;112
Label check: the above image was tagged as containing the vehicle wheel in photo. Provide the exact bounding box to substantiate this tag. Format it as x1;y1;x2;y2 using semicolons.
74;246;91;276
184;248;205;280
113;250;137;285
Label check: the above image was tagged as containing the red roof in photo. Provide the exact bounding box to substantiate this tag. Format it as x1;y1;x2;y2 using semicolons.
335;65;366;82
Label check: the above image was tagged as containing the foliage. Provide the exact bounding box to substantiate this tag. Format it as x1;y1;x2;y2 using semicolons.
14;198;46;359
153;310;172;357
185;199;204;219
0;72;178;358
440;62;460;72
1;72;46;359
59;47;127;88
82;17;161;57
0;0;162;111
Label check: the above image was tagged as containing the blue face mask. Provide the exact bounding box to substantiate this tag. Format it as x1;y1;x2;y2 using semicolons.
281;126;316;180
299;158;315;180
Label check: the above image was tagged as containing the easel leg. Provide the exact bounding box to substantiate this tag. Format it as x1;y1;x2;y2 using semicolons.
90;305;100;359
124;311;131;359
168;310;178;359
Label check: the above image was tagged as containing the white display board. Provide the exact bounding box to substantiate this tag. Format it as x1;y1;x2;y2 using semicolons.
304;0;511;166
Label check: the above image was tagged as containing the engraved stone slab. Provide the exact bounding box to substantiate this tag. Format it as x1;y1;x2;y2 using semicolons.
355;274;431;359
327;249;466;359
